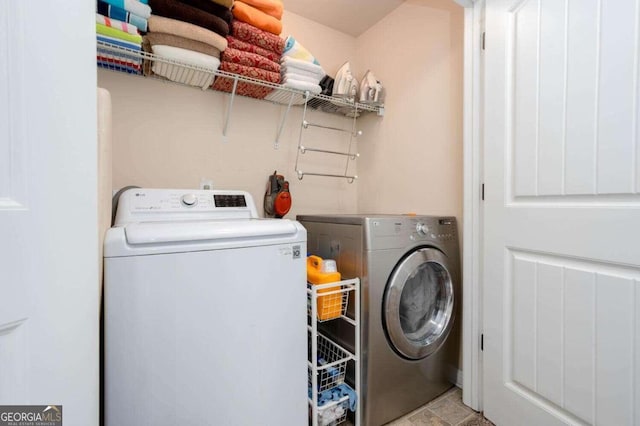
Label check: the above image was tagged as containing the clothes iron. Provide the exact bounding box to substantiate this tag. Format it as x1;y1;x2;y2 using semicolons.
359;70;385;106
332;62;358;103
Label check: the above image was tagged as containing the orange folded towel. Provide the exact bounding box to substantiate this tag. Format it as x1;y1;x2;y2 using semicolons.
232;1;282;35
238;0;282;19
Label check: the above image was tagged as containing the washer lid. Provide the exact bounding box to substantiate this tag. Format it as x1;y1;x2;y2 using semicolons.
124;219;299;245
105;189;306;258
383;247;455;360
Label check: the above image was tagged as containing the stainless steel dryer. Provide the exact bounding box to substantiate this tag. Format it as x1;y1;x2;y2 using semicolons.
297;214;461;426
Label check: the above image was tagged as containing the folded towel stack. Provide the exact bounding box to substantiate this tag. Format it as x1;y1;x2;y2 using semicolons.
97;6;146;74
279;37;325;93
212;19;285;99
139;0;232;88
263;35;325;104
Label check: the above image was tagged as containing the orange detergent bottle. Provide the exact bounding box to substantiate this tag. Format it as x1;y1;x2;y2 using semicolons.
307;255;343;321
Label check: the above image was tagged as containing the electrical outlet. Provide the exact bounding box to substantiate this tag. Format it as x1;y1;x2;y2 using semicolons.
200;178;213;190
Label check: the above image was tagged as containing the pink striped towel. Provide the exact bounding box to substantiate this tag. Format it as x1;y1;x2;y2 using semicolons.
96;13;139;36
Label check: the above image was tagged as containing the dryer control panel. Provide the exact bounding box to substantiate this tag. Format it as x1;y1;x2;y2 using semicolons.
411;218;457;242
366;216;458;250
113;188;259;225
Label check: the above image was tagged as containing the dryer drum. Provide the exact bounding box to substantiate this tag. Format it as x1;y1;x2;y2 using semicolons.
383;247;455;360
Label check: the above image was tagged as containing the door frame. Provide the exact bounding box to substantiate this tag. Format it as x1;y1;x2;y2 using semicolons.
460;0;484;412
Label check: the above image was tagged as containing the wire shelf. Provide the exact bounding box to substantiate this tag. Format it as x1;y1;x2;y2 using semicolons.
96;40;383;117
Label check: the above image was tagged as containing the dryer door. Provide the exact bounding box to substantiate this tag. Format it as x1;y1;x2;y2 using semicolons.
383;247;455;360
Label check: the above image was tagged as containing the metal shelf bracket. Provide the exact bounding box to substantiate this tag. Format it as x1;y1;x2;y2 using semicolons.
222;76;239;139
274;91;296;150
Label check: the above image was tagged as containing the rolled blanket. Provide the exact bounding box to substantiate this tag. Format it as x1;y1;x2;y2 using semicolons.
97;1;148;32
281;78;321;94
211;0;233;7
237;0;283;19
222;48;280;73
144;32;221;57
281;56;325;79
232;1;282;35
282;35;320;64
97;23;143;44
97;13;139;35
149;0;230;36
101;0;151;19
231;21;284;54
227;36;281;62
151;45;220;88
176;0;233;25
148;15;228;51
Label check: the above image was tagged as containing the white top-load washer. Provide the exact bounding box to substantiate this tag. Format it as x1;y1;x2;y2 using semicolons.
104;188;307;426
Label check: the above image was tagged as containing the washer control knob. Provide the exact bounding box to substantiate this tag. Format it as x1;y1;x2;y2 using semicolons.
416;222;429;236
181;194;198;207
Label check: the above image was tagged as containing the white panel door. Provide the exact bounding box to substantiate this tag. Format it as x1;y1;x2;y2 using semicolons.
483;0;640;425
0;1;99;425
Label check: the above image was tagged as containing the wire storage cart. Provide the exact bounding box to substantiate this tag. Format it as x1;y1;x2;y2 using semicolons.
308;278;360;426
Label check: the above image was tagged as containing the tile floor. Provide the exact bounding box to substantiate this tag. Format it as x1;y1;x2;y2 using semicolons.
342;387;494;426
385;387;494;426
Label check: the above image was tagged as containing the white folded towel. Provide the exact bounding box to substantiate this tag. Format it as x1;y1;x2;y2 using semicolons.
281;72;321;84
280;56;325;79
151;45;220;89
281;68;323;83
282;78;321;94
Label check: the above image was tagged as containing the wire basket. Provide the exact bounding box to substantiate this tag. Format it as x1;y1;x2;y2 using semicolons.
308;334;350;392
307;282;349;322
314;396;349;426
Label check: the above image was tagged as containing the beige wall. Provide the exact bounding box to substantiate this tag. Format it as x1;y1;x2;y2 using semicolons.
99;2;463;221
99;11;359;218
355;0;464;223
